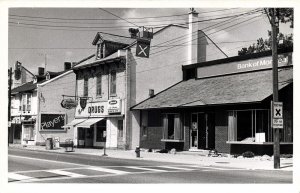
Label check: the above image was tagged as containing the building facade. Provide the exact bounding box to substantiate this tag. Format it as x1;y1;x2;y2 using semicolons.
132;49;293;155
10;63;76;146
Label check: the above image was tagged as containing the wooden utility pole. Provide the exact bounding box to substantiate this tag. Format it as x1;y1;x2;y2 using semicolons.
8;67;12;146
271;8;280;169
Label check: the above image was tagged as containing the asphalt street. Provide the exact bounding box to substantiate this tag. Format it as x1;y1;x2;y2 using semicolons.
8;148;292;183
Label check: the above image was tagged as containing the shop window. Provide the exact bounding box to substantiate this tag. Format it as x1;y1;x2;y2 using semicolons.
142;126;147;136
96;73;102;96
118;120;123;138
96;120;106;142
110;70;116;95
23;124;35;141
83;76;88;97
162;114;183;140
228;109;271;142
148;110;162;127
21;93;32;112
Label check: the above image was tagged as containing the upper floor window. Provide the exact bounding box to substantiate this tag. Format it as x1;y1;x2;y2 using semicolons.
83;76;88;97
96;73;102;96
20;93;32;112
110;70;116;95
96;43;104;59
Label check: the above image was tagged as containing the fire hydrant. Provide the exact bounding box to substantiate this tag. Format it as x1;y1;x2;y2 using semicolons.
135;146;140;158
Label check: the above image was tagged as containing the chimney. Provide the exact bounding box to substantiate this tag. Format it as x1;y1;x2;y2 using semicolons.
64;62;72;71
149;89;154;98
38;67;44;76
188;8;208;64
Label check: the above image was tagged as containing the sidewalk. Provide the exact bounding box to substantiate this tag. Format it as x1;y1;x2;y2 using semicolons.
8;144;293;171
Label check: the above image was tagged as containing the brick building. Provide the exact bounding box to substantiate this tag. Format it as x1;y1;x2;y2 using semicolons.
10;63;76;145
132;49;293;155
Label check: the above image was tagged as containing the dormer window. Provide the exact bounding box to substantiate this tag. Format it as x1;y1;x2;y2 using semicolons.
96;43;104;60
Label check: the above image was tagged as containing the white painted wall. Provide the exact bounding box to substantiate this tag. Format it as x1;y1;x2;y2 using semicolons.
106;118;118;148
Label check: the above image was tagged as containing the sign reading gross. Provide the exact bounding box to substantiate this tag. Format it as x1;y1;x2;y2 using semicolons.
40;114;65;130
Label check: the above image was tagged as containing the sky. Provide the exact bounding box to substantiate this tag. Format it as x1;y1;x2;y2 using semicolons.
7;7;293;74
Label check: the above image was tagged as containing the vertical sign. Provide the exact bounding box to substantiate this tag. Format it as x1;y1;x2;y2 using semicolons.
271;101;283;129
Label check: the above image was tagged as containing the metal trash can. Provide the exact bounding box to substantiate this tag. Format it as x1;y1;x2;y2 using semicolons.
45;138;53;150
65;139;74;152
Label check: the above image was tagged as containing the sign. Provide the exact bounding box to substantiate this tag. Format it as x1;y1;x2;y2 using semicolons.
197;52;292;79
75;101;108;118
80;98;87;109
273;118;283;129
273;102;283;118
136;38;150;58
61;98;77;109
271;101;284;129
108;99;122;114
40;113;66;130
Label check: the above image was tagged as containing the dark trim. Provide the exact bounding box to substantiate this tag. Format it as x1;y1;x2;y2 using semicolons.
182;48;293;70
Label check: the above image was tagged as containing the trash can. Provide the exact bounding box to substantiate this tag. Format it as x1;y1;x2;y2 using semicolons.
45;138;53;150
54;137;60;149
65;139;74;152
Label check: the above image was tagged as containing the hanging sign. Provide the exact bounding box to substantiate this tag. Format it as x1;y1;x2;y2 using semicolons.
61;98;78;109
136;38;151;58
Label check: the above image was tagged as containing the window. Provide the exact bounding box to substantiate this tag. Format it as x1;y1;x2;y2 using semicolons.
96;73;102;96
23;124;35;141
96;120;106;142
228;109;271;142
21;93;32;112
118;120;123;138
83;77;88;97
96;43;104;59
162;114;183;140
110;70;116;95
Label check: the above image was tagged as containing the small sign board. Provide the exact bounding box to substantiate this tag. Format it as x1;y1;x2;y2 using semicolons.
40;113;66;130
108;99;122;114
136;38;150;58
271;101;284;129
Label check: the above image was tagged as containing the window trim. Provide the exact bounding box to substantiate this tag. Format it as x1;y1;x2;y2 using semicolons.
20;93;32;112
110;70;117;96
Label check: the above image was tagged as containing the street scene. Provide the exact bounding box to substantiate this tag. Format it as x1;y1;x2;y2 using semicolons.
6;5;295;189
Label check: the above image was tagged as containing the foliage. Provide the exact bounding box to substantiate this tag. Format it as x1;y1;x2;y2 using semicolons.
266;8;293;28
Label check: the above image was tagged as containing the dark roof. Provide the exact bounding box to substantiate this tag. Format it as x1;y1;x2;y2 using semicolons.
132;67;293;110
46;71;65;77
92;32;135;45
11;81;36;94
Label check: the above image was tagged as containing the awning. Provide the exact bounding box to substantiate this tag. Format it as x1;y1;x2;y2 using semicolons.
132;67;293;110
76;118;104;128
62;119;86;128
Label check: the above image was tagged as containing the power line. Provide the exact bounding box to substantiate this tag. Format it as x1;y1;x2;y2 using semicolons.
98;8;139;27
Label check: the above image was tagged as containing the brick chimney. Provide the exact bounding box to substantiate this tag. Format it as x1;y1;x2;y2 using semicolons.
38;67;44;75
64;62;72;71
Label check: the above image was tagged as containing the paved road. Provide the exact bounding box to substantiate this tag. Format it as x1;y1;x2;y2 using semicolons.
8;148;292;183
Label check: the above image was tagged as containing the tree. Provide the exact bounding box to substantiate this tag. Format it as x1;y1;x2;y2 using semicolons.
238;8;293;56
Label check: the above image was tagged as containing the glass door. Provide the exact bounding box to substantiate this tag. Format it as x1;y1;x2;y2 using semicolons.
190;113;198;149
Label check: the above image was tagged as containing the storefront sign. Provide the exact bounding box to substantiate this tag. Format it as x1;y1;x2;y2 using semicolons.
75;101;108;117
108;99;122;114
197;53;292;79
61;98;77;109
40;113;66;130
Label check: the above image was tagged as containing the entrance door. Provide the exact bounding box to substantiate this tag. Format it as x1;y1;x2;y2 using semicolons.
190;113;215;150
78;127;85;147
85;127;94;147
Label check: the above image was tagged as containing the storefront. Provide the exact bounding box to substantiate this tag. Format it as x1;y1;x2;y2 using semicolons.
64;99;124;148
132;50;293;155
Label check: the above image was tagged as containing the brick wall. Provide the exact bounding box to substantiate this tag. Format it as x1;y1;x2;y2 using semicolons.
140;127;164;149
215;110;230;153
36;71;76;144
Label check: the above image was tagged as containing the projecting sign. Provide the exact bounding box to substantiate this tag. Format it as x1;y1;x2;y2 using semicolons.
136;39;150;58
271;101;283;129
108;99;122;114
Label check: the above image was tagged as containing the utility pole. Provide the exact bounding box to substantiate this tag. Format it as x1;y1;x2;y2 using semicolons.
271;8;280;169
8;67;12;146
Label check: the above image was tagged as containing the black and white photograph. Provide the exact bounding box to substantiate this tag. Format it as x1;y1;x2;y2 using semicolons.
1;1;299;193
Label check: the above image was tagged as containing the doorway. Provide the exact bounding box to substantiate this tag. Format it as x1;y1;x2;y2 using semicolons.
190;112;215;150
77;127;94;148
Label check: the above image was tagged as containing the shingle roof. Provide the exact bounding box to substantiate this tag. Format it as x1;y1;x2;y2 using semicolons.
92;32;135;45
132;67;293;110
11;81;36;94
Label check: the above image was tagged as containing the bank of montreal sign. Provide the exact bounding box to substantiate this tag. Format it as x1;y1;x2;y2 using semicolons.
197;52;292;79
75;99;122;117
